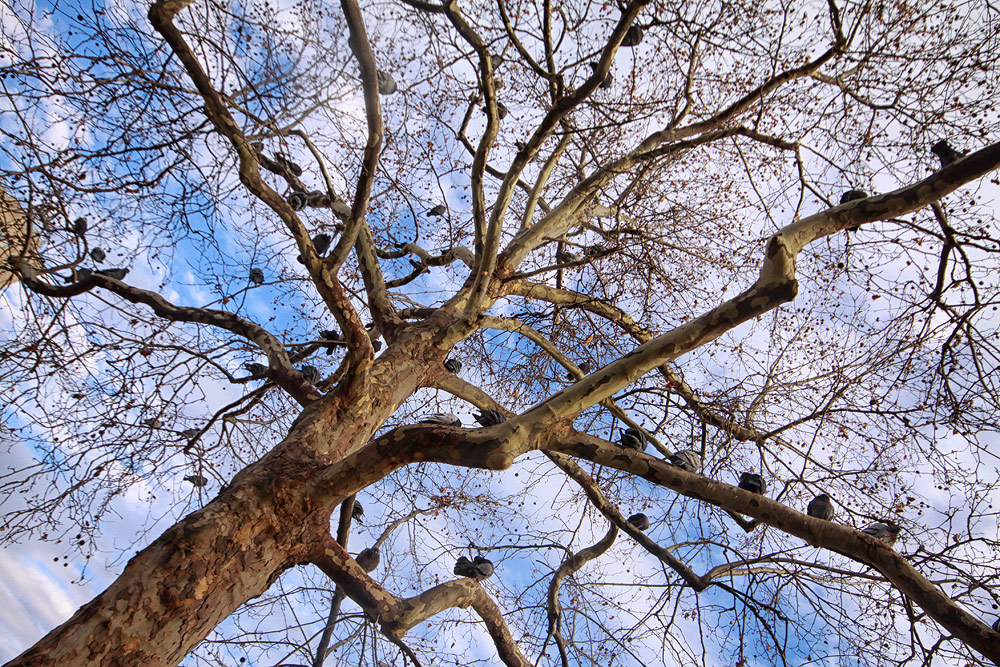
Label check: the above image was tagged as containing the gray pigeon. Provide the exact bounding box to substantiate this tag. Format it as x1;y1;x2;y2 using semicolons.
243;362;267;376
320;329;341;355
484;103;508;120
249;268;265;285
840;189;868;205
141;418;163;429
738;472;766;495
275;154;303;177
587;62;613;89
618;427;646;452
621;25;644;47
95;268;128;280
583;244;606;257
288;192;308;211
300;365;322;384
72;217;88;235
931;139;964;167
862;522;901;546
420;413;462;427
183;474;208;487
377;70;397;95
807;493;835;521
566;361;592;380
351;501;364;524
90;247;106;263
473;409;506;427
454;555;494;579
295;233;333;264
63;268;92;283
180;428;200;440
427;204;447;216
669;449;702;473
556;249;581;264
444;358;462;373
627;513;649;531
356;546;380;572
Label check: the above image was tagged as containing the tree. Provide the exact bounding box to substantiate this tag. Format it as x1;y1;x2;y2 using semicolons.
2;0;1000;664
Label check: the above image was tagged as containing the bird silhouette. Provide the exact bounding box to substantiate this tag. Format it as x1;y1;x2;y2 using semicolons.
587;62;613;88
249;268;265;285
180;428;200;440
427;204;447;216
556;249;581;264
807;493;835;521
90;248;106;263
63;268;92;283
243;362;266;376
618;427;646;452
931;139;964;167
356;546;380;572
473;409;506;427
300;365;322;384
95;268;128;280
840;189;868;205
420;413;462;427
141;418;162;429
483;103;509;120
288;192;308;211
621;25;644;47
72;217;88;235
296;233;332;263
583;244;606;257
566;361;592;380
668;449;701;473
320;329;341;355
377;70;398;95
444;358;462;373
352;501;364;524
454;555;494;579
627;513;649;531
183;474;208;487
738;472;766;495
862;522;901;546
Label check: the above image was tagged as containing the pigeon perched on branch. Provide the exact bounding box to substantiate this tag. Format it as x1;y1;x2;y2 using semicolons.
627;513;649;531
473;409;506;427
288;192;308;211
583;244;606;257
356;547;380;572
420;413;462;427
183;474;208;487
351;501;365;524
621;25;644;47
377;70;397;95
668;449;702;473
862;522;901;546
72;217;88;235
807;494;835;521
300;365;322;384
587;62;613;89
180;428;200;440
95;268;128;280
249;268;265;285
556;249;581;264
738;472;766;495
427;204;446;216
90;247;106;263
565;361;592;380
243;362;267;376
63;268;92;282
931;139;964;167
618;427;646;452
454;555;494;579
141;418;162;429
444;358;462;373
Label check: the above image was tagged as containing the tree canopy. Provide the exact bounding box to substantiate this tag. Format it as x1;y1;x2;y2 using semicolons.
2;0;1000;665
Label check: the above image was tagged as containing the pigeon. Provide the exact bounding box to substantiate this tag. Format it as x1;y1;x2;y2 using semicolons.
243;362;267;376
141;418;162;429
621;25;644;47
95;268;128;280
583;244;606;257
862;522;901;546
377;70;397;95
351;501;364;524
483;103;509;120
840;189;868;205
427;204;447;216
931;139;964;167
420;413;462;427
556;249;581;264
63;267;92;282
90;247;106;263
993;618;1000;634
371;339;382;352
72;217;88;235
587;62;613;89
288;192;308;211
249;268;265;285
618;427;646;452
807;493;835;521
454;555;494;579
183;474;208;487
473;409;506;427
300;365;322;384
296;233;333;263
565;361;592;380
738;472;767;495
444;358;462;373
356;546;380;572
668;449;702;473
275;154;303;177
627;513;650;531
320;329;341;355
180;428;200;440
